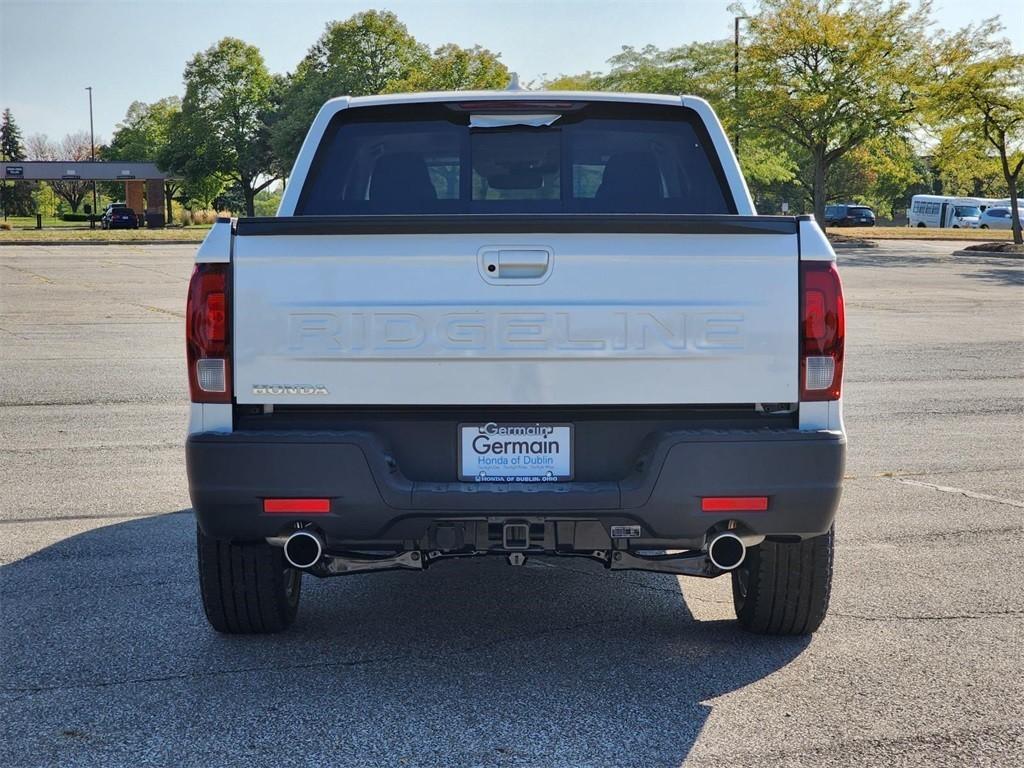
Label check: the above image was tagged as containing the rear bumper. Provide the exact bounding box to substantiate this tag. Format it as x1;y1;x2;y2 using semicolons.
188;428;845;547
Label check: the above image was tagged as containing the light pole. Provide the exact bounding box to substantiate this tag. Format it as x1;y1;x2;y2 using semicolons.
86;86;97;227
733;15;749;155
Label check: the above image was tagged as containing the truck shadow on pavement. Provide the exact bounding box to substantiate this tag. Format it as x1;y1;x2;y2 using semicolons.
961;266;1024;286
836;248;947;268
1;511;810;768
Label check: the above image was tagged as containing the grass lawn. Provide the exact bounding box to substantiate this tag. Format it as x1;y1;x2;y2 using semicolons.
2;215;95;229
3;219;1017;245
0;225;211;243
831;226;1014;241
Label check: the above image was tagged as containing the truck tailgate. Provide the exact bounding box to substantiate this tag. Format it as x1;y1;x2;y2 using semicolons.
232;221;798;406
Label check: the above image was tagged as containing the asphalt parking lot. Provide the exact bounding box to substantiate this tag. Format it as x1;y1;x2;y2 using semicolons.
1;240;1022;767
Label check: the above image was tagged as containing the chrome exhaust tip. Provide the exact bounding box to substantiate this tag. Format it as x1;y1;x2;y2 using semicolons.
707;532;746;571
283;530;324;569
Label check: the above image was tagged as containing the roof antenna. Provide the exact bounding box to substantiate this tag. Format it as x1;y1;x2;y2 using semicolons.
506;72;525;91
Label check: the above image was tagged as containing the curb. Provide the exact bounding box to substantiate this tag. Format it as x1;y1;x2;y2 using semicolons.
952;249;1024;260
855;235;1014;242
0;239;202;247
829;240;877;249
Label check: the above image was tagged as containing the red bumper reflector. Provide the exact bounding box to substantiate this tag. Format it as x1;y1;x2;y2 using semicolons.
701;496;769;512
263;498;331;514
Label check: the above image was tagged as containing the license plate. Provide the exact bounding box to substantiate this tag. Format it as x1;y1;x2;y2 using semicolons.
459;423;573;482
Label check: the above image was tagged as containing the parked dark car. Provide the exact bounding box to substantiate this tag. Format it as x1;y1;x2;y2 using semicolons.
101;203;139;230
825;204;876;227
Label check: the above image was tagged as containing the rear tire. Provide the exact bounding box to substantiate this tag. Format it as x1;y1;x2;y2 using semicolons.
197;525;302;633
731;526;834;636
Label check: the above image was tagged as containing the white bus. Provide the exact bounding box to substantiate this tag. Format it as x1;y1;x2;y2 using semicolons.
908;195;997;228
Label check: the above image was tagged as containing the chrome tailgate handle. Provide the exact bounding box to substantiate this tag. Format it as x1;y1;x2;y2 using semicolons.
499;249;549;278
479;247;552;283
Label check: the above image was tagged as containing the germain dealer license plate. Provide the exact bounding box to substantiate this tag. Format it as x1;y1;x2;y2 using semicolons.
459;423;573;482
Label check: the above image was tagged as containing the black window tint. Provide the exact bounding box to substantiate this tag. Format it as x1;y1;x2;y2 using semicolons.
471;130;560;204
563;118;730;213
297;103;735;215
298;119;463;215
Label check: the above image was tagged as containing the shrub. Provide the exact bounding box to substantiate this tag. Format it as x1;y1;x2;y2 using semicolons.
0;221;12;231
178;208;226;226
61;213;97;222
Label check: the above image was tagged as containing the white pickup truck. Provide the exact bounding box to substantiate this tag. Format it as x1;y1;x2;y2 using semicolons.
186;90;846;636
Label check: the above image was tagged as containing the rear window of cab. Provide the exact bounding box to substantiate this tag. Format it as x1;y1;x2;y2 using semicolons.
296;102;736;216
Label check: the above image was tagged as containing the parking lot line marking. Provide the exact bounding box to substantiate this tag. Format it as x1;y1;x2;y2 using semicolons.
894;477;1024;509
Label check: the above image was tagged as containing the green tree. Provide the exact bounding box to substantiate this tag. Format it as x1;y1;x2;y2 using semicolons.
542;40;797;200
1;108;37;217
179;174;225;212
161;38;278;216
931;131;1004;198
31;181;59;218
927;20;1023;243
737;137;798;207
104;97;184;222
603;42;734;105
0;108;24;159
823;135;926;219
385;43;508;92
253;187;283;217
743;0;930;225
106;97;180;161
543;71;604;90
272;11;428;172
545;41;734;112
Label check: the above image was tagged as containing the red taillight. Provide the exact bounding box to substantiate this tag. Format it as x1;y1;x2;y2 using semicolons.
206;292;225;342
263;498;331;514
451;100;581;112
186;263;231;403
800;261;845;401
803;291;826;339
701;496;769;512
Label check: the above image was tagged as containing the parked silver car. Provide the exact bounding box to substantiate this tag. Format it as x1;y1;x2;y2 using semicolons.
977;206;1023;230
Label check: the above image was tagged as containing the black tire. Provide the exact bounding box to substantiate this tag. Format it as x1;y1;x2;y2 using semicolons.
731;526;834;636
980;224;989;229
196;525;302;633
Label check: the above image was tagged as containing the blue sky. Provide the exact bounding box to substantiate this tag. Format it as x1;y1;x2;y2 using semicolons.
1;0;1021;143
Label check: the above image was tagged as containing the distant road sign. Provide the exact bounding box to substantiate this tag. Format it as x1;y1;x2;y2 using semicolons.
5;166;24;177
